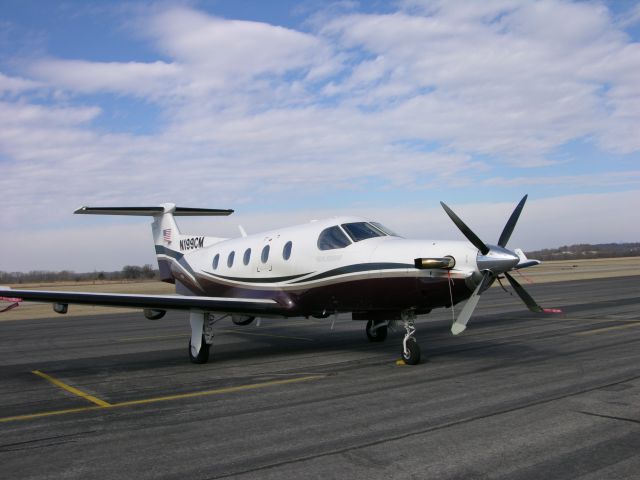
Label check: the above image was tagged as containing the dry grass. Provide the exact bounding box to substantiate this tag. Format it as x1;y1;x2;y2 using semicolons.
517;256;640;283
1;257;638;321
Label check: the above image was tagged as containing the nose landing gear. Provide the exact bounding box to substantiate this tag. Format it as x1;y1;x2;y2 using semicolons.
400;311;421;365
363;311;422;365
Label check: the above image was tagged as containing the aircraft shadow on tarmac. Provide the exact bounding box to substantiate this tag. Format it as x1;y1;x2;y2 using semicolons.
4;310;553;380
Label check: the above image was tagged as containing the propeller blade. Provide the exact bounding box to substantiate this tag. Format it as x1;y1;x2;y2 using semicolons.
451;271;493;334
440;202;489;255
498;194;528;248
504;272;543;313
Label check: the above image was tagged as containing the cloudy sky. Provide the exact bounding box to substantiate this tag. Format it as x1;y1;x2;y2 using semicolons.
1;0;639;272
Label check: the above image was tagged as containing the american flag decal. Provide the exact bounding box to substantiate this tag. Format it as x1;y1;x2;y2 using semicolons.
163;228;172;243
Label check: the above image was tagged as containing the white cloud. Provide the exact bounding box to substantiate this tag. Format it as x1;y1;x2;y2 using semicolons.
29;59;182;99
147;7;336;83
319;1;639;157
0;72;42;94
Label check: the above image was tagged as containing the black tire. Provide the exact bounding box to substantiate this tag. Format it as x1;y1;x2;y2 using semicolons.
366;320;388;342
189;335;211;364
232;316;255;326
401;337;421;365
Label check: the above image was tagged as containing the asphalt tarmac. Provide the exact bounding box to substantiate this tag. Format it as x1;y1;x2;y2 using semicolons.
1;276;639;479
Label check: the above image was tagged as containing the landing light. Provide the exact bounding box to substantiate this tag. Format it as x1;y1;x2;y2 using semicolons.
414;256;455;270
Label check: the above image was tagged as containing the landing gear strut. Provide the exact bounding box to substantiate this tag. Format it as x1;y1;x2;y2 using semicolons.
400;311;421;365
188;311;216;364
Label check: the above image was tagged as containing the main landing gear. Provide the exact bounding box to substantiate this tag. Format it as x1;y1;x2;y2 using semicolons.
365;312;422;365
188;311;216;364
366;320;388;342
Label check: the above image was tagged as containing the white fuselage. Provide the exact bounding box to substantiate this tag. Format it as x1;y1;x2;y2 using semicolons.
159;216;480;317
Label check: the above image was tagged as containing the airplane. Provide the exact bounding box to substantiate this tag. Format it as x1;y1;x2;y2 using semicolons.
0;195;553;365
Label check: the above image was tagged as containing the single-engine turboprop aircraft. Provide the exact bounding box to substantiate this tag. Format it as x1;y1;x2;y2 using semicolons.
0;196;550;365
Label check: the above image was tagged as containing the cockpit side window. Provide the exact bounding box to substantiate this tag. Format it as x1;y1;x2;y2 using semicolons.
317;226;352;250
370;222;400;237
341;222;386;242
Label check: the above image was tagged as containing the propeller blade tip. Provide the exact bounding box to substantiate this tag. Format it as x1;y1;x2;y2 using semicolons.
451;323;467;335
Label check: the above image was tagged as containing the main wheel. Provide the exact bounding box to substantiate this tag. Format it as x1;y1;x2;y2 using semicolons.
189;335;211;364
401;337;421;365
232;315;255;326
366;320;388;342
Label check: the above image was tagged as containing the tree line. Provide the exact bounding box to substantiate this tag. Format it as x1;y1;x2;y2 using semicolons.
0;265;159;284
525;242;640;261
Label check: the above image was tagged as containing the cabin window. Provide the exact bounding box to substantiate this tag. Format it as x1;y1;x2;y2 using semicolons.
283;241;293;260
261;245;270;263
227;251;235;268
341;222;385;242
243;248;251;266
212;254;220;270
317;226;351;250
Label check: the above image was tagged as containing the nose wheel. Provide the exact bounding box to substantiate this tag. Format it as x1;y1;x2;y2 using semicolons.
401;337;421;365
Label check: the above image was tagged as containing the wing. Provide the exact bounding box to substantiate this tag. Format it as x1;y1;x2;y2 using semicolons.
0;288;284;316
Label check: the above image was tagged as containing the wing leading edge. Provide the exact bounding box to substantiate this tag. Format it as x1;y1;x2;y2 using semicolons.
0;289;283;315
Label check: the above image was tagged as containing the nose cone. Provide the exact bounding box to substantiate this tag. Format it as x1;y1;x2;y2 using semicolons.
476;245;520;273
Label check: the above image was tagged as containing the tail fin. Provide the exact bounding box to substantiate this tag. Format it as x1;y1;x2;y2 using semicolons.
75;203;233;282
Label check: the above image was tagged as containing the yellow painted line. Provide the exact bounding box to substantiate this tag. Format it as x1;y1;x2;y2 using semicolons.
113;375;324;407
119;333;186;342
0;405;102;424
217;329;314;342
0;375;324;424
32;370;112;407
576;322;640;336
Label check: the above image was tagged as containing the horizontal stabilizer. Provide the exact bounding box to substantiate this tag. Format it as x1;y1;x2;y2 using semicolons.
75;204;233;216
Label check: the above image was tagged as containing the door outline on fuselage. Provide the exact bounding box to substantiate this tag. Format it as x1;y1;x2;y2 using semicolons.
257;236;273;273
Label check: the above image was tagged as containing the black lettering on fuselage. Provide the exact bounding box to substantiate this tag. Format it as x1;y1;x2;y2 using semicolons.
179;237;205;251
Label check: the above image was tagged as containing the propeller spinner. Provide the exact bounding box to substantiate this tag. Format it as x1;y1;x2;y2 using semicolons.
440;195;543;335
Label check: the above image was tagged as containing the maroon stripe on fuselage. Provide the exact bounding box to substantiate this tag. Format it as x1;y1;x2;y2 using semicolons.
189;272;472;317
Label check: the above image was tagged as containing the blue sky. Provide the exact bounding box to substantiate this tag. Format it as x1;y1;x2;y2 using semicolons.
1;0;639;272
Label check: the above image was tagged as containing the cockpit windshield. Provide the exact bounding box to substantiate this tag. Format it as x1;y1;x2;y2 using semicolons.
341;222;387;242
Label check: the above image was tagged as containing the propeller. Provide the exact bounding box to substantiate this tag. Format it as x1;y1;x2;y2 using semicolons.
440;195;543;334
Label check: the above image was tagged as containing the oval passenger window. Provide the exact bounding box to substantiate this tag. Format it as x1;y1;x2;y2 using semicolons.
283;241;293;260
261;245;270;263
